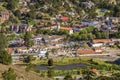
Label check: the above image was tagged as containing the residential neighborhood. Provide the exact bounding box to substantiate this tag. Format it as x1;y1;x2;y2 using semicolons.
0;0;120;80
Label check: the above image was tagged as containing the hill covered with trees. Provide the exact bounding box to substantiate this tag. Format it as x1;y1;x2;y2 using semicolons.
0;0;120;26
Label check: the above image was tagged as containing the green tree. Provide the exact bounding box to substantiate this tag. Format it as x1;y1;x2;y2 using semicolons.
0;32;12;65
2;67;16;80
14;10;21;18
82;69;96;80
64;74;74;80
24;31;34;48
45;52;49;59
95;76;111;80
0;50;12;65
6;0;18;10
48;58;53;66
0;33;8;51
24;55;36;63
9;15;20;24
27;10;36;19
96;32;101;39
47;68;54;78
101;32;107;39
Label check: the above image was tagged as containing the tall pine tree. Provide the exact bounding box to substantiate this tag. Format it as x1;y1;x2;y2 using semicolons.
24;31;33;48
0;30;12;65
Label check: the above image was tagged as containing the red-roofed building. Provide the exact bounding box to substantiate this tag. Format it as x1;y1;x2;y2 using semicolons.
76;48;103;55
92;39;112;43
76;49;95;54
89;39;114;47
60;27;72;31
54;42;64;48
60;16;69;22
59;27;73;34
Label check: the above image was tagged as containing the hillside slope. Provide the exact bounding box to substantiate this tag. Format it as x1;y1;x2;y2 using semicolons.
0;64;51;80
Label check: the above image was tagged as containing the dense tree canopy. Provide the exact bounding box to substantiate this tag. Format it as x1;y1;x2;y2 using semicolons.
24;31;34;48
0;33;8;51
6;0;19;10
24;55;36;63
64;75;74;80
0;50;12;65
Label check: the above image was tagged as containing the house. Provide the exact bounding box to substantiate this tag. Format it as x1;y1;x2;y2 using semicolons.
60;16;69;22
93;47;103;53
76;47;103;55
33;37;42;45
36;24;57;30
10;24;31;33
9;38;24;47
81;21;101;27
57;26;73;34
60;27;73;34
76;49;95;55
110;17;120;23
54;42;64;48
0;11;9;23
89;39;114;47
72;24;87;31
16;47;28;54
38;49;47;58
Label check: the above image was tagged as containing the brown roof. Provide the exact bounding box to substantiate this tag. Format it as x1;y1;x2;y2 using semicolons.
61;16;69;21
93;39;112;43
76;49;95;54
55;42;64;45
60;27;72;31
6;48;14;54
92;68;97;73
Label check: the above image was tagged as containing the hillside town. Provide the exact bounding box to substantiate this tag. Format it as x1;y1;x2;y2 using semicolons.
0;0;120;80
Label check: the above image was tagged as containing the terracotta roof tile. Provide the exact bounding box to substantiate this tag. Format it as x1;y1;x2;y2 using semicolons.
93;39;112;43
76;49;95;54
61;16;68;21
60;27;72;31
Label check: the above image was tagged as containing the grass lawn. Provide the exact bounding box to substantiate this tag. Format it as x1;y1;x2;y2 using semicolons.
31;57;120;77
32;57;93;65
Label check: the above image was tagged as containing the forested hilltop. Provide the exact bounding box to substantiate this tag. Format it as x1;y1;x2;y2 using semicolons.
0;0;120;25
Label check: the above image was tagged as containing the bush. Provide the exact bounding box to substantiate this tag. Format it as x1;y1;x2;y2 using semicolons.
2;67;17;80
0;50;12;65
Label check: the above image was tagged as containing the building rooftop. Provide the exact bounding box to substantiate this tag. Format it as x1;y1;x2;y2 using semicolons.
93;39;112;43
76;49;95;54
60;27;72;31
